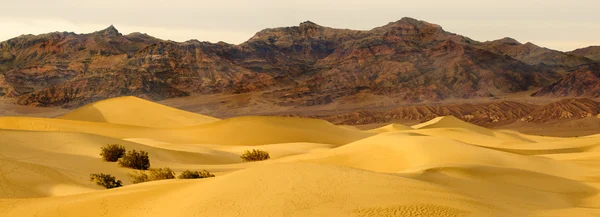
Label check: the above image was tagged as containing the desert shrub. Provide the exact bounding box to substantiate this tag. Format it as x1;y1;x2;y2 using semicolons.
149;167;176;180
128;170;150;184
89;173;122;189
129;167;175;184
118;150;150;170
178;170;215;179
99;144;126;162
240;149;270;162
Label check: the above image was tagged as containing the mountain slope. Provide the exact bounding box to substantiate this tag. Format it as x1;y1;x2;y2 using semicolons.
263;18;557;104
532;64;600;98
521;98;600;123
479;38;593;70
569;46;600;62
0;26;161;97
0;18;591;108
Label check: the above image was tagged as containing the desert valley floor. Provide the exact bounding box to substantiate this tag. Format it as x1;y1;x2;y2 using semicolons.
2;96;600;216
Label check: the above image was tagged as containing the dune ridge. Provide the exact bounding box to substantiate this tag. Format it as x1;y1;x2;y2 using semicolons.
58;96;220;127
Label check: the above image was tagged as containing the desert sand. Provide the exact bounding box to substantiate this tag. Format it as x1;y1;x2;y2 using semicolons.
2;96;600;216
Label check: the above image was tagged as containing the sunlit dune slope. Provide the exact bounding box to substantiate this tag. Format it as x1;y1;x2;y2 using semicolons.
0;116;372;145
3;97;600;217
367;123;413;133
412;116;494;135
126;138;335;159
0;129;246;198
0;163;517;217
287;132;586;178
178;116;374;146
57;96;219;127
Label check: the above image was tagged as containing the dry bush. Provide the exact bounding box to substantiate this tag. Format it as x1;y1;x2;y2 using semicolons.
89;173;122;189
99;144;126;162
240;149;271;162
128;170;150;184
178;170;215;179
118;150;150;170
129;167;175;184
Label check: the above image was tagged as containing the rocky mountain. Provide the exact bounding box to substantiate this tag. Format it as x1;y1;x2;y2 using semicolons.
478;38;594;72
0;25;161;98
0;18;598;108
569;46;600;62
284;19;556;103
521;98;600;123
306;98;600;127
532;63;600;98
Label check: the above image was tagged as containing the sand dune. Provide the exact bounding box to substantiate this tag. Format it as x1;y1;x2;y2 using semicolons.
58;96;219;127
0;163;519;217
412;116;495;136
0;116;371;145
367;123;413;133
0;129;244;198
285;132;586;178
126;138;335;159
2;99;600;216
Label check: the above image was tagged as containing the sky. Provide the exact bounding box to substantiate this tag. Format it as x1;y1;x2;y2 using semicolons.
1;0;598;51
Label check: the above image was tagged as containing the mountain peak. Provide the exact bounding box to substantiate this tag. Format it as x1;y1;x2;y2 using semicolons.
399;17;420;23
382;17;442;30
96;25;121;37
300;20;318;26
523;42;541;49
495;37;521;45
299;20;321;30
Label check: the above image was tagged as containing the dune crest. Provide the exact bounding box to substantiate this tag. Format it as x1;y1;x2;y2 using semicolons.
412;116;494;135
367;123;413;133
58;96;219;128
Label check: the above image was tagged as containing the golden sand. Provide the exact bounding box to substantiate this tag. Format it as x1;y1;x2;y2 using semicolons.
1;97;600;216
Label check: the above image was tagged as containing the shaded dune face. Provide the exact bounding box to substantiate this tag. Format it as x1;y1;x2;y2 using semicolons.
1;97;600;216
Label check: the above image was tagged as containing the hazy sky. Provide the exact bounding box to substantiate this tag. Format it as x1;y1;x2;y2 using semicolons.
1;0;598;51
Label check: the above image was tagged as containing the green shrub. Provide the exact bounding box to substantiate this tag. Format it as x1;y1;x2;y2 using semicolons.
99;144;126;162
129;167;175;184
240;149;270;162
89;173;122;189
178;170;215;179
118;150;150;170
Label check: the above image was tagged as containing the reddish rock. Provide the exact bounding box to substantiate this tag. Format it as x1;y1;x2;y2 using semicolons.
0;19;595;108
569;46;600;62
532;64;600;98
521;98;600;123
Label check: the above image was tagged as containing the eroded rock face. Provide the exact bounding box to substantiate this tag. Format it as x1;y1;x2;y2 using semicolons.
298;98;600;126
569;46;600;62
307;101;540;126
0;18;596;108
520;98;600;123
479;38;594;71
532;64;600;98
0;26;163;106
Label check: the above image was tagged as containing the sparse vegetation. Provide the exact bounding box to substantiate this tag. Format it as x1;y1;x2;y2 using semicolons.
128;170;149;184
240;149;270;162
99;144;126;162
178;170;215;179
89;173;122;189
129;167;175;184
118;150;150;170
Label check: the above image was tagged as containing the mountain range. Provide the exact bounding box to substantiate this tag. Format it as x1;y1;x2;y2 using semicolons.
1;17;599;114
